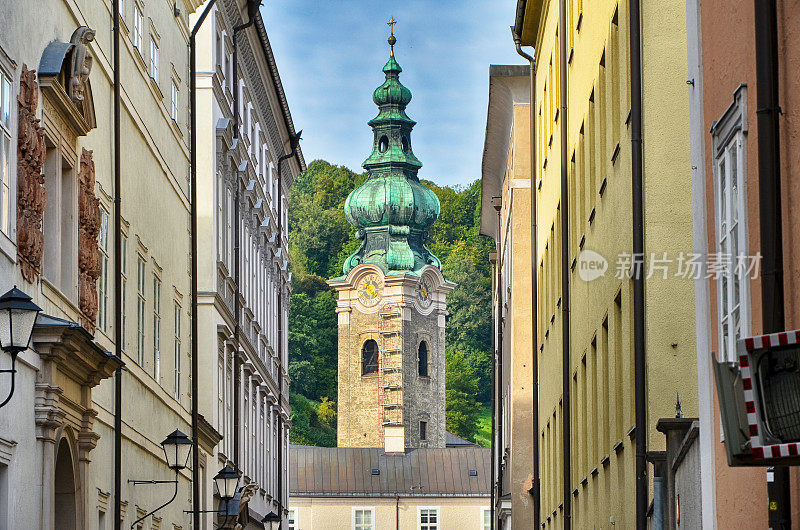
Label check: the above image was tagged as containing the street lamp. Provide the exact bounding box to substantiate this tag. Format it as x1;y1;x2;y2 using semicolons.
0;286;42;409
129;429;193;528
262;510;281;530
214;465;240;500
161;429;192;470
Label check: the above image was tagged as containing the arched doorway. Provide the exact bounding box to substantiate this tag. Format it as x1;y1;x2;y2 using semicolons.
54;438;77;530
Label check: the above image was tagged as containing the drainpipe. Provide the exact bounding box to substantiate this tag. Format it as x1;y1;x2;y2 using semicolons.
231;0;260;480
190;1;218;528
490;250;496;530
112;0;122;528
628;0;647;527
513;29;540;529
275;131;300;526
557;0;571;527
754;1;790;527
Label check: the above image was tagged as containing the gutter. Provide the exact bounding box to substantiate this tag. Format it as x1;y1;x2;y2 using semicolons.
628;0;647;527
754;0;790;526
112;1;122;528
512;29;540;529
190;2;218;528
557;0;571;527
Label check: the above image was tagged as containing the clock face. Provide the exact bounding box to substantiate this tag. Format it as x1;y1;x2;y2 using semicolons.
417;278;432;307
357;273;383;307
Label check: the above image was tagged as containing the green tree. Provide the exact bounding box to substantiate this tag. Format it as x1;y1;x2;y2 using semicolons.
445;350;482;442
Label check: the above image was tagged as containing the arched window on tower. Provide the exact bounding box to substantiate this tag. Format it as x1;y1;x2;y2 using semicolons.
418;341;429;377
362;339;379;375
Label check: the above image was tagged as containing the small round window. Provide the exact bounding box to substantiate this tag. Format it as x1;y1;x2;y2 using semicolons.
378;136;389;153
401;136;409;153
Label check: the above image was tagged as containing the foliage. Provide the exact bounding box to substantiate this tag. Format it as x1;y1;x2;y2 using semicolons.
288;393;337;447
445;350;482;442
287;160;492;447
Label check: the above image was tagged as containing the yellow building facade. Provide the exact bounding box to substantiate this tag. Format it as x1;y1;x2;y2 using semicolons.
515;0;699;527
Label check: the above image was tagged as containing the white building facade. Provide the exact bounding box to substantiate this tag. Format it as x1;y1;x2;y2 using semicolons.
194;0;303;527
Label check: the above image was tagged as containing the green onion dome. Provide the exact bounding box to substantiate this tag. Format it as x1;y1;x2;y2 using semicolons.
340;32;442;276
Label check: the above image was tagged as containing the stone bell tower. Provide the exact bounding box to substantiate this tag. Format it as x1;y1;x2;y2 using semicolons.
328;23;454;451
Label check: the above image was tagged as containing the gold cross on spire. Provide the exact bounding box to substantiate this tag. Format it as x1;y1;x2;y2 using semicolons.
387;16;397;56
388;16;397;37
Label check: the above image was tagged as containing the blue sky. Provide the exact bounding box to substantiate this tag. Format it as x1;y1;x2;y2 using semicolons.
261;1;525;188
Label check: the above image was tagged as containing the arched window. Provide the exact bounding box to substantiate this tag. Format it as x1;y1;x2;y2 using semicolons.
362;339;379;375
418;341;429;377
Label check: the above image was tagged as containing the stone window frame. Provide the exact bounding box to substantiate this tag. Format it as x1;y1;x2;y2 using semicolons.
361;339;379;376
97;203;110;333
417;340;429;378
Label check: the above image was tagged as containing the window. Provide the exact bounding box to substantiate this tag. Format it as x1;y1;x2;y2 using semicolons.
483;509;491;530
121;235;128;351
420;420;427;441
353;508;374;530
133;4;144;50
361;339;378;375
137;256;146;365
170;80;179;122
0;69;11;236
173;302;181;400
419;508;438;530
418;341;428;377
149;37;159;81
97;208;110;332
153;275;161;380
287;509;296;530
711;86;750;361
42;144;76;297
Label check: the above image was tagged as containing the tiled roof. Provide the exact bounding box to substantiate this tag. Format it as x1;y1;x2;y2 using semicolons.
289;445;490;498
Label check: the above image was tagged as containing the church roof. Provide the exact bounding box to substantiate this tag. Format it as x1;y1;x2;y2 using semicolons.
289;445;490;498
445;431;477;447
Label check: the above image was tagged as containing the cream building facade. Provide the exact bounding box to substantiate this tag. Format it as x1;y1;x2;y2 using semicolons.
194;0;303;526
0;0;204;529
479;64;535;530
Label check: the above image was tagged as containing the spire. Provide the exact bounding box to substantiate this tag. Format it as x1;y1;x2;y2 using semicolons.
339;23;441;277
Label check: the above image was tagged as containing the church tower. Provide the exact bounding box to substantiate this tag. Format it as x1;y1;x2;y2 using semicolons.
329;21;454;451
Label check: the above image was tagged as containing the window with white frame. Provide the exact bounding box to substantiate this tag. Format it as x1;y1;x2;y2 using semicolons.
483;508;491;530
0;68;12;237
149;37;159;81
170;80;179;122
215;29;223;71
137;255;146;366
287;509;296;530
711;86;750;361
153;274;161;380
133;4;144;50
173;301;181;400
97;208;110;332
121;234;128;351
419;507;438;530
353;508;374;530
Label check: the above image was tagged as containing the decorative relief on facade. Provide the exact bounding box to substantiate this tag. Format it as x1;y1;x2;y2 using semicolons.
77;148;101;331
16;65;47;283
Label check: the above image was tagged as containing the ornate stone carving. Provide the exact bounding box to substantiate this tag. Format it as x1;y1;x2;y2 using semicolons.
77;148;101;331
68;27;95;104
16;65;47;283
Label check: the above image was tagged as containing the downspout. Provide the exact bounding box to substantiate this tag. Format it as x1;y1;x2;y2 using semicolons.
112;0;122;528
490;251;496;530
754;1;790;527
628;0;647;527
276;131;300;526
493;201;503;527
513;30;539;529
190;1;218;528
231;0;260;479
557;0;571;527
